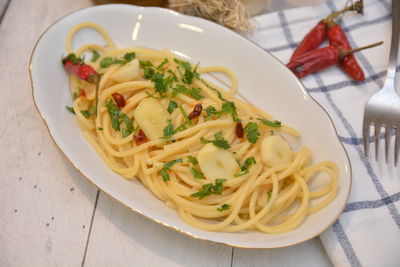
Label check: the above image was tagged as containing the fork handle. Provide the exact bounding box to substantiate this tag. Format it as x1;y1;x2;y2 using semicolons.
387;0;400;82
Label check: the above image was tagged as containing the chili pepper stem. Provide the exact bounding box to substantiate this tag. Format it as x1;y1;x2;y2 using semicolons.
324;0;363;23
339;41;383;59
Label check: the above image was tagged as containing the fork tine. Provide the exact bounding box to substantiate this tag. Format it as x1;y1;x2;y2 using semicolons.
363;119;370;158
375;123;382;162
385;125;391;164
395;127;400;166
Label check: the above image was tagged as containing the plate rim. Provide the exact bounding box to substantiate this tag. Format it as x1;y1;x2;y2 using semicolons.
29;3;352;249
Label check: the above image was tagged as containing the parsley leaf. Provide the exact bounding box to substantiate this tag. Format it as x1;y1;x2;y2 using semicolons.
105;99;121;131
98;127;103;131
200;131;231;149
178;105;192;126
91;50;100;62
242;157;256;170
191;184;212;199
163;119;175;138
100;57;115;68
104;99;132;135
156;58;169;71
187;156;198;165
257;118;282;128
123;52;136;62
161;158;183;181
221;101;239;122
167;100;178;114
244;122;260;144
81;106;96;118
204;106;219;120
190;168;205;179
171;84;204;100
182;63;199;84
234;157;256;177
65;106;75;114
191;179;227;199
99;52;136;68
217;204;231;212
62;53;83;65
72;92;78;100
120;113;133;137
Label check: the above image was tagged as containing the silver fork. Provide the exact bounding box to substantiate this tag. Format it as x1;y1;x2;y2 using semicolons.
363;0;400;165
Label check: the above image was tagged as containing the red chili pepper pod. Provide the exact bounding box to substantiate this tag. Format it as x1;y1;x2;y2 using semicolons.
290;21;326;62
287;46;339;78
62;53;100;84
287;41;382;78
327;24;365;81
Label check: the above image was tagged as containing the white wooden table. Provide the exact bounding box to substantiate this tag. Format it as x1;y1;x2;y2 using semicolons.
0;0;332;266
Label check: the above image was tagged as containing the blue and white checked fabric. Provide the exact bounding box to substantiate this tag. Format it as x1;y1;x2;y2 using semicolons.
251;0;400;266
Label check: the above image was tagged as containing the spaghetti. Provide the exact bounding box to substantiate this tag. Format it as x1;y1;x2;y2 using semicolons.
63;22;339;233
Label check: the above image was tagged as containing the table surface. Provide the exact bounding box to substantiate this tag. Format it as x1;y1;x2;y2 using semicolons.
0;0;333;266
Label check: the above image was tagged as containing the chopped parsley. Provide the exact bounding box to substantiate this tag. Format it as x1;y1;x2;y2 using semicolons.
167;100;178;114
72;92;78;101
81;106;96;118
257;118;282;128
104;99;133;136
191;178;227;199
173;58;199;84
178;105;192;126
244;122;260;144
221;101;239;122
200;131;230;149
65;106;75;114
99;52;136;68
171;84;204;100
161;159;183;181
205;106;219;120
163;119;175;139
91;50;100;62
156;58;169;70
190;168;205;179
234;157;256;177
187;156;198;165
62;53;83;64
217;204;231;212
97;127;103;131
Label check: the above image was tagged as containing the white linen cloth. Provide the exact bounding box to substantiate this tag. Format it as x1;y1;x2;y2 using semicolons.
251;0;400;266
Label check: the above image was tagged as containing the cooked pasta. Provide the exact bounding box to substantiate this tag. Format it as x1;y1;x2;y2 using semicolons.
63;22;339;233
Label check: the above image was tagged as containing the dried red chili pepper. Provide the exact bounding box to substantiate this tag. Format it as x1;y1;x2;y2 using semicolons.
62;53;100;84
327;22;365;81
79;88;86;98
287;42;382;78
112;92;126;108
188;104;202;120
235;121;244;138
289;1;363;62
133;129;147;145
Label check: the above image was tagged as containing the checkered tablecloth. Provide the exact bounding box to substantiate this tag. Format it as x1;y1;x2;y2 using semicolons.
251;0;400;266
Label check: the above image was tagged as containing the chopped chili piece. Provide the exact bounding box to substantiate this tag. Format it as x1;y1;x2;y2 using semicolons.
133;129;147;145
79;88;86;98
235;121;244;138
111;92;126;108
188;103;202;120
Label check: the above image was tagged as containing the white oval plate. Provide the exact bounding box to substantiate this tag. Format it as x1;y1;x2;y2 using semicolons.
30;4;351;248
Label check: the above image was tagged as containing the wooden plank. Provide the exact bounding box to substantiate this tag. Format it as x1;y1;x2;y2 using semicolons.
0;0;96;266
84;194;232;267
232;238;332;267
